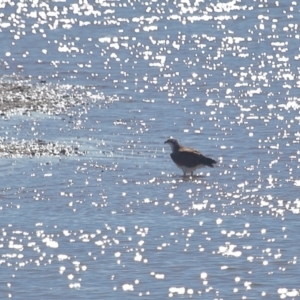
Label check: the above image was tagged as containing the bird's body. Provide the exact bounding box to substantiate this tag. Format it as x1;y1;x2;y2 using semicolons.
164;138;217;176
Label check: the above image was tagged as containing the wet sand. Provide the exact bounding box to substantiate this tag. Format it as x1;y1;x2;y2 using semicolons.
0;81;91;115
0;81;89;157
0;138;85;158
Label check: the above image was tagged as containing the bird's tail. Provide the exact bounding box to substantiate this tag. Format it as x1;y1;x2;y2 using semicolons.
203;156;217;168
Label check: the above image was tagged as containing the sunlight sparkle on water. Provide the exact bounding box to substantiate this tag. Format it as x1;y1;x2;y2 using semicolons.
1;0;300;298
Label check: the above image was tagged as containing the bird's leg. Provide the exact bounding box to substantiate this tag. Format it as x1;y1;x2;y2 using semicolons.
183;172;187;176
191;172;194;176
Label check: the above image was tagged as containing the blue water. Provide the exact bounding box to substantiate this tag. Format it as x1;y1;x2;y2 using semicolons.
1;0;300;299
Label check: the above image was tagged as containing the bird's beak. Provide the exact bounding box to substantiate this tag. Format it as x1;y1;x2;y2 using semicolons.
164;141;168;144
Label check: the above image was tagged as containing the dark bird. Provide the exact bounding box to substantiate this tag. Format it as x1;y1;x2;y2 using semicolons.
164;138;217;176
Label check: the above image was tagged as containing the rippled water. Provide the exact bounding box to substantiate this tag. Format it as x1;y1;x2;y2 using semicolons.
1;0;300;299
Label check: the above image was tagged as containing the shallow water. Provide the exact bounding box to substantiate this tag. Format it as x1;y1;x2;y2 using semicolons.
1;0;300;299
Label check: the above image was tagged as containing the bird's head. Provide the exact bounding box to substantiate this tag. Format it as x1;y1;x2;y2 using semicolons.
164;138;180;152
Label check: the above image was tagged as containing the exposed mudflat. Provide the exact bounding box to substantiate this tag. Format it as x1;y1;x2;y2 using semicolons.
0;138;85;158
0;81;92;115
0;80;93;157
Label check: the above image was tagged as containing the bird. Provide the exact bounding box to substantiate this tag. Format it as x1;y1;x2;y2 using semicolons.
164;138;217;176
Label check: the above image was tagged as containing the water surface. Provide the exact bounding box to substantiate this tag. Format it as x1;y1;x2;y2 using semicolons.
1;0;300;299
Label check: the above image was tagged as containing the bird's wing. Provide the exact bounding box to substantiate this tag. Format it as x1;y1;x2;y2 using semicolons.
182;147;202;155
171;148;216;168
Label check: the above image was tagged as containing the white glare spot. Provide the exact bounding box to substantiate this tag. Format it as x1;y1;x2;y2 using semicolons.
122;284;134;291
216;218;222;225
